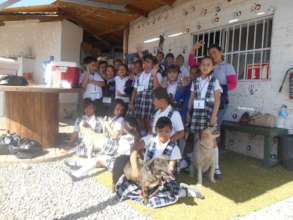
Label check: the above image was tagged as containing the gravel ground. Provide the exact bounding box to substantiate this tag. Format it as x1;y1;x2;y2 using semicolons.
235;196;293;220
0;160;151;220
1;159;292;220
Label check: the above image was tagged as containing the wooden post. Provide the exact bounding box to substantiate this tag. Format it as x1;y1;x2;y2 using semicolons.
123;25;129;64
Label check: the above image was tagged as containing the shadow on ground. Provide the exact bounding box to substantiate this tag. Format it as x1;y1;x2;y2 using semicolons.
177;151;293;203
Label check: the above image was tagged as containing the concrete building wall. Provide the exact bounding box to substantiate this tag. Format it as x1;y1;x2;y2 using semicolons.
0;20;83;119
128;0;293;130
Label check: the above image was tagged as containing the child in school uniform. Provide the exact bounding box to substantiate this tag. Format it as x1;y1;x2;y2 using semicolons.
152;87;184;143
175;66;201;124
65;99;127;179
161;64;180;100
188;56;222;177
130;54;160;135
116;117;204;208
80;56;105;115
208;45;237;178
176;54;189;78
114;59;123;73
102;65;116;116
156;51;165;76
97;60;108;79
67;99;103;155
115;64;133;105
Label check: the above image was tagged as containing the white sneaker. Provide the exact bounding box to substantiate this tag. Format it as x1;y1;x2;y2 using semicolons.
64;160;78;168
215;169;222;175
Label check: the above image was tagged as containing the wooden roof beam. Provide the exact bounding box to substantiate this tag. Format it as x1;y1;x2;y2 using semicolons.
0;11;59;16
125;4;148;17
63;13;114;47
0;14;61;21
159;0;174;6
96;25;126;36
60;0;128;12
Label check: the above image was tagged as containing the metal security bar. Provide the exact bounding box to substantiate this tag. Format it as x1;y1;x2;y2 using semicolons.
193;16;273;80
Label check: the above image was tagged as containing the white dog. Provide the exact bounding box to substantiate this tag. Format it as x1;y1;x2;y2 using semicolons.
79;117;109;158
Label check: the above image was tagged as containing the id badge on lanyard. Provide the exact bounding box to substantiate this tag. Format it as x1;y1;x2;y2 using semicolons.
193;78;209;109
137;85;144;92
102;97;111;104
193;99;205;109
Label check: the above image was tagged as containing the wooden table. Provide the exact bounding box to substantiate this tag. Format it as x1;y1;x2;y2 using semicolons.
0;85;81;148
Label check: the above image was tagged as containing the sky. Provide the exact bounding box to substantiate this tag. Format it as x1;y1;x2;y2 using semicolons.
0;0;56;8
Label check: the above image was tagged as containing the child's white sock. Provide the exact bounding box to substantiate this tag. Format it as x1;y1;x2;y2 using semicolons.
71;158;97;178
214;147;221;174
178;183;205;199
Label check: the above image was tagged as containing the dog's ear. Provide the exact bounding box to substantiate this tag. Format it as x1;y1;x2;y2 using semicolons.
213;133;220;138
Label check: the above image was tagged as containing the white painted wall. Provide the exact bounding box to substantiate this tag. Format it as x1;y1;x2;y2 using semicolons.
59;20;83;117
128;0;293;130
61;20;83;63
0;20;83;118
0;20;62;83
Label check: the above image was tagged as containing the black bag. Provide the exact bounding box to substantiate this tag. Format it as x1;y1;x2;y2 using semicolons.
0;75;28;86
14;139;43;159
0;133;43;159
0;133;22;146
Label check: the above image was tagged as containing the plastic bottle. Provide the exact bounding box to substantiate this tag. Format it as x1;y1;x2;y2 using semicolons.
43;56;54;85
277;105;289;129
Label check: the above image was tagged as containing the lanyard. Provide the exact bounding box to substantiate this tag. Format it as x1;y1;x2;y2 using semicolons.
140;72;150;87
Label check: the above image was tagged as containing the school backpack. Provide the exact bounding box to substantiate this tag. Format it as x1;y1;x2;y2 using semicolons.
0;133;43;159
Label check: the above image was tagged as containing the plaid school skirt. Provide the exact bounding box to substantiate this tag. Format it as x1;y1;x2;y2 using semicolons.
116;174;180;208
190;106;213;132
134;91;154;120
100;138;119;171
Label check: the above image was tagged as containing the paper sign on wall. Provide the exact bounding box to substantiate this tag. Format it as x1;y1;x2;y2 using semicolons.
247;63;269;80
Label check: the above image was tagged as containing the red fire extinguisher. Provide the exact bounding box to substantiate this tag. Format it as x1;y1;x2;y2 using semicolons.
279;67;293;99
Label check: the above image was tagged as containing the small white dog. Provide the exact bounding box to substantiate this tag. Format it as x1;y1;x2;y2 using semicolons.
190;127;220;186
79;117;109;158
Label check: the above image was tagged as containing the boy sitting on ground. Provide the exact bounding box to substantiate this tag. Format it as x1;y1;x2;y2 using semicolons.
116;117;204;208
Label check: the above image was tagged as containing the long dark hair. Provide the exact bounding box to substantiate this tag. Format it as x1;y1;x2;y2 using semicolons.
111;99;127;118
123;116;140;140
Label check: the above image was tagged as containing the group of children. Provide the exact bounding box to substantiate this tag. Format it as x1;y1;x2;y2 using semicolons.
65;41;237;208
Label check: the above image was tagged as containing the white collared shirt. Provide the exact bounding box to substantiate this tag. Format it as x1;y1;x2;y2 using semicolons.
115;75;130;103
82;72;104;100
117;134;135;156
167;81;178;98
191;75;222;99
142;135;182;161
180;65;189;78
152;105;184;136
134;71;151;91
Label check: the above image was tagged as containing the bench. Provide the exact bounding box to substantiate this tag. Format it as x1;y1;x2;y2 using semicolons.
221;120;288;167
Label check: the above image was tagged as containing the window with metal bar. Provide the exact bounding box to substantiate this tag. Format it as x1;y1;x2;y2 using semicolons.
193;16;273;80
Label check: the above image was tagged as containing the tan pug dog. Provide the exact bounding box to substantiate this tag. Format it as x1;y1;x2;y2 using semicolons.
190;127;220;186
